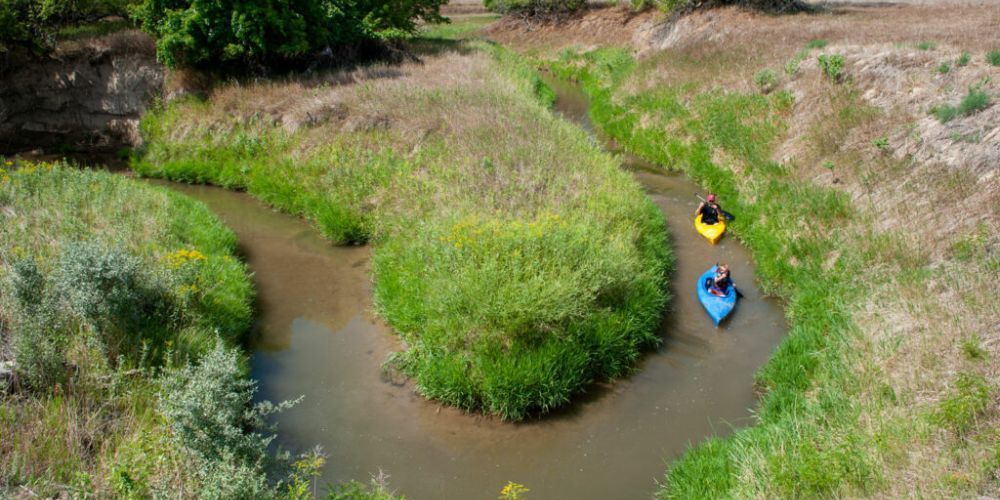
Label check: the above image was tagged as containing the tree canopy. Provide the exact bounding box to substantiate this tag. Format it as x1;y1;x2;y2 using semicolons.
133;0;447;68
1;0;447;67
0;0;134;52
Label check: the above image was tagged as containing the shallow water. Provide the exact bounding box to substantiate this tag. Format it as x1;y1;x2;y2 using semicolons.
162;76;788;499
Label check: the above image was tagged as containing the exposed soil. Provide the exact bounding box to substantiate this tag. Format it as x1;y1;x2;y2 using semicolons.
0;31;164;154
486;5;664;52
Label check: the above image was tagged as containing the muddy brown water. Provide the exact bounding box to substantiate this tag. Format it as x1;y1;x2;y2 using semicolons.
159;77;788;499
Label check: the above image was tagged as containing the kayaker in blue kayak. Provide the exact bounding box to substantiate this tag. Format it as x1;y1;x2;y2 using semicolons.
707;264;732;297
695;194;723;225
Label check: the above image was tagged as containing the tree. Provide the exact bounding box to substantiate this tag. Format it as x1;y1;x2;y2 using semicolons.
133;0;447;68
0;0;136;52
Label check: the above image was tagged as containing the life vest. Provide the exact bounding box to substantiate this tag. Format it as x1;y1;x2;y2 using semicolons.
700;203;720;224
711;273;731;293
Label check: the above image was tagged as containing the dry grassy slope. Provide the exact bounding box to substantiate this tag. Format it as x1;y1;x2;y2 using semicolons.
489;4;998;495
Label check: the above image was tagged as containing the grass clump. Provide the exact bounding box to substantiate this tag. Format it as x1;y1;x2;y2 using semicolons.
915;41;937;50
806;39;828;49
754;68;778;93
936;62;950;74
956;52;971;67
818;54;846;81
134;41;671;421
932;373;990;435
932;85;991;123
784;50;808;76
0;161;321;496
960;335;987;361
985;50;1000;66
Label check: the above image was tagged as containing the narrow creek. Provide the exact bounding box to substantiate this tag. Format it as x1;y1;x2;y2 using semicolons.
161;76;788;499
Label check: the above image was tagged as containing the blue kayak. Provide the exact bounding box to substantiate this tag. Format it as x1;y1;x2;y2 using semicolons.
697;266;737;326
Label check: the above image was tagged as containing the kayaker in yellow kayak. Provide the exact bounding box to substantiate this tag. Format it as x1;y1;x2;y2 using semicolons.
695;194;724;225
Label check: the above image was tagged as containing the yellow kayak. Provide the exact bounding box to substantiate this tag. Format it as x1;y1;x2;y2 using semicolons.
695;214;726;244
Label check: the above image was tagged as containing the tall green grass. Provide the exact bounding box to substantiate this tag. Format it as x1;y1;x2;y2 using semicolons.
134;42;671;421
0;161;265;495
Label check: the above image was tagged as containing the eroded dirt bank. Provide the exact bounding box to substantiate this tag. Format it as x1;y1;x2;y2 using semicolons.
0;30;164;153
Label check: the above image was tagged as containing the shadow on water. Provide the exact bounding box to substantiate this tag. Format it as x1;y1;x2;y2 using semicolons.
148;76;789;499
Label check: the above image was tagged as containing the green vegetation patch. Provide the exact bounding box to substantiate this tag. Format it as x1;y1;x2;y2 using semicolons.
0;162;252;368
818;53;846;82
419;15;499;40
133;0;444;68
0;162;327;496
988;50;1000;66
932;85;991;123
134;42;671;421
0;0;135;52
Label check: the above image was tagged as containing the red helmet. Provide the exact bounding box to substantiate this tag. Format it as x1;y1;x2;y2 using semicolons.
707;194;717;202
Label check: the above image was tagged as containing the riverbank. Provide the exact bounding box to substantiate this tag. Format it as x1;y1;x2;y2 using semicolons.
0;162;318;495
133;40;672;420
488;3;998;496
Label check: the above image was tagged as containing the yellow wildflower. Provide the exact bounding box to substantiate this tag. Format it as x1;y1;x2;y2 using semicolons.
499;482;529;500
163;248;208;268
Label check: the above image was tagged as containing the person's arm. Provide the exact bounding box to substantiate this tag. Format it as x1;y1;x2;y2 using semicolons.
695;202;705;216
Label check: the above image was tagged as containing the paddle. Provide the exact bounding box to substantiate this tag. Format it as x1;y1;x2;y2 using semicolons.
695;193;735;221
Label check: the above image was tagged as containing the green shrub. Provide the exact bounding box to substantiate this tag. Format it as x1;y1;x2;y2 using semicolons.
327;474;403;499
936;62;950;74
871;137;888;150
817;54;845;82
958;87;990;116
987;50;1000;66
915;41;936;51
932;86;991;123
754;68;778;92
0;0;136;52
134;0;446;68
159;341;305;497
956;52;971;67
806;39;828;49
